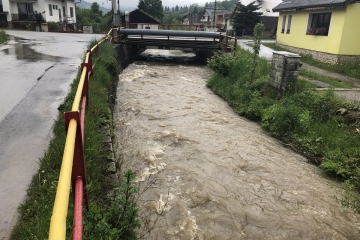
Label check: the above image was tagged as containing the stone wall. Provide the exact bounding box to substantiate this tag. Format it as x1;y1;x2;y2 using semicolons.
277;44;360;64
270;51;301;93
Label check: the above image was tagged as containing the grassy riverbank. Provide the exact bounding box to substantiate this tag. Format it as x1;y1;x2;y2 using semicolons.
207;48;360;213
10;41;140;239
262;42;360;80
0;30;7;44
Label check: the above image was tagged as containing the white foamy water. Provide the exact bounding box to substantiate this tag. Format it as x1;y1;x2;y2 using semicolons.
114;50;360;239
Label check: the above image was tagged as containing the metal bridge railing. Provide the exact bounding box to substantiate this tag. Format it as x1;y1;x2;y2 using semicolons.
113;26;238;52
48;30;111;240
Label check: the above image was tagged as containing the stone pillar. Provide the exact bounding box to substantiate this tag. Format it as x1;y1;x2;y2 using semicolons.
270;51;301;93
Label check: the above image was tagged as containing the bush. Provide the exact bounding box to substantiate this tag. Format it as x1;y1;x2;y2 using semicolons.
0;30;7;44
207;53;235;76
262;103;310;136
48;21;59;31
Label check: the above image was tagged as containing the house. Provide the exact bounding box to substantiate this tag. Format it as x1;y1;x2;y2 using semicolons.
121;9;160;30
198;8;233;31
0;0;76;28
182;13;203;25
273;0;360;64
231;0;282;34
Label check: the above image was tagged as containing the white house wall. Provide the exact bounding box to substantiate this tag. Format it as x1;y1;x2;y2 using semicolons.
2;0;75;22
2;0;10;21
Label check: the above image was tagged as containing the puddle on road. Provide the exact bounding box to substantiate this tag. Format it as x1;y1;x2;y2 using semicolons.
1;35;63;62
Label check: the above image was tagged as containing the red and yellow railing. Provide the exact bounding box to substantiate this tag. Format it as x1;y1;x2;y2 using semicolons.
48;31;112;240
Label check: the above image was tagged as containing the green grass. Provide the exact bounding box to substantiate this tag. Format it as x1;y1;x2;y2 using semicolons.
207;47;360;213
0;30;7;44
262;42;360;80
262;42;285;51
10;41;140;239
299;69;354;88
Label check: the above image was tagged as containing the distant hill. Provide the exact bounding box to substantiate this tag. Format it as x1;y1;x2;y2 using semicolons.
77;1;111;13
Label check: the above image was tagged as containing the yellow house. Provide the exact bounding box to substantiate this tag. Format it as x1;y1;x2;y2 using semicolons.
273;0;360;64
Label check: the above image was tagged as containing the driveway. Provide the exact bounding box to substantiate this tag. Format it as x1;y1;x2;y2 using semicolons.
0;30;104;240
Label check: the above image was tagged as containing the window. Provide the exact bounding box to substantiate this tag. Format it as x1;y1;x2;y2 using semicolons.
49;4;52;16
70;7;73;17
63;6;66;16
55;5;58;10
307;12;331;36
281;15;286;33
286;15;292;34
53;5;55;9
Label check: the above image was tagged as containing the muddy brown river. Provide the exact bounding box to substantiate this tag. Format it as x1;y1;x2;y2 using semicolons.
114;50;360;239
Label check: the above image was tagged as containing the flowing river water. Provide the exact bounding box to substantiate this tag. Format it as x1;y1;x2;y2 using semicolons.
113;50;360;239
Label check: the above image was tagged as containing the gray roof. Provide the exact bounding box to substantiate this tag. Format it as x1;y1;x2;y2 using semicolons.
239;0;283;16
273;0;350;12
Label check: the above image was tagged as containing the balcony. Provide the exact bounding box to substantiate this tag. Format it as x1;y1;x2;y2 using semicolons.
11;13;36;21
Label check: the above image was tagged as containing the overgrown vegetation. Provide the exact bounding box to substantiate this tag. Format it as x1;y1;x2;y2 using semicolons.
76;3;115;33
263;42;360;80
10;40;140;239
0;30;7;44
207;45;360;213
48;21;60;31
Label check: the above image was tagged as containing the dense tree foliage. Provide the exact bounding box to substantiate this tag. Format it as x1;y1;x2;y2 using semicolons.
232;2;262;35
76;2;120;33
137;0;164;20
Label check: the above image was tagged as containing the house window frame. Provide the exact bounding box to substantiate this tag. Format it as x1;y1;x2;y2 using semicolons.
286;15;292;34
49;4;53;16
70;7;73;18
281;15;286;33
306;12;332;36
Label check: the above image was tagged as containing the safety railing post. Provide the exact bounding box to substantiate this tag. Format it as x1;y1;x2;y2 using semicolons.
225;34;229;53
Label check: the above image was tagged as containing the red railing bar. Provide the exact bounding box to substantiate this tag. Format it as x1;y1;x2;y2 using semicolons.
72;177;84;240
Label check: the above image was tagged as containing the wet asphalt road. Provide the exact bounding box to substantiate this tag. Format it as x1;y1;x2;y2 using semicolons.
0;30;104;239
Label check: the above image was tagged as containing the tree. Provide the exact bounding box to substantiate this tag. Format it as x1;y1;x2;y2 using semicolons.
138;0;145;11
175;5;179;11
140;0;164;20
232;2;262;35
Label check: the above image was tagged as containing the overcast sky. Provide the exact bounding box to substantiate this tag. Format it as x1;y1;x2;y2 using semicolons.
87;0;211;11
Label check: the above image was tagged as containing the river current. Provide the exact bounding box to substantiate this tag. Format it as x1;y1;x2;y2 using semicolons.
113;50;360;239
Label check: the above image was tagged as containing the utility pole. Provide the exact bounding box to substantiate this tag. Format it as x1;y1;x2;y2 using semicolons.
213;0;217;28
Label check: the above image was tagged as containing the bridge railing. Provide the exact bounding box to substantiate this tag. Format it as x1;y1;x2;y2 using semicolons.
219;33;238;53
48;31;111;240
114;27;238;53
120;23;222;32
